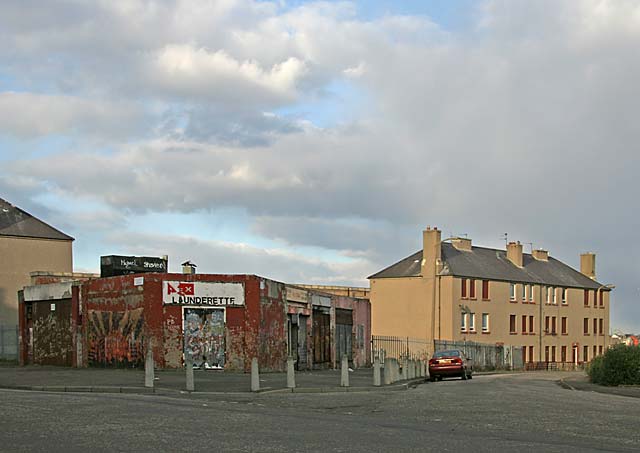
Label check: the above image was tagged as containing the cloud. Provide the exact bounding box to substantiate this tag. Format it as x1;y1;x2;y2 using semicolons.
104;231;371;286
0;92;147;139
1;0;640;329
147;44;308;104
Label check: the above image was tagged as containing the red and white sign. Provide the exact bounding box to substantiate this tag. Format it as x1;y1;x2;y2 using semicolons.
162;281;244;307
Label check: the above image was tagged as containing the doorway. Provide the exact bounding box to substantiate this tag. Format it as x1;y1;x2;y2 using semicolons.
183;308;225;369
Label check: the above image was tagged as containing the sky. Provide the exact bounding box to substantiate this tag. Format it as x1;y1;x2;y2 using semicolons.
0;0;639;332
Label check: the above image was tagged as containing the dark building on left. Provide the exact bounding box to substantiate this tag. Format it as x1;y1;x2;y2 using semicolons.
0;198;74;360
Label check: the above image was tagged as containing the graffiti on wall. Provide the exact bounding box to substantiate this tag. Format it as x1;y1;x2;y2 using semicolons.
88;308;144;367
33;313;73;366
184;308;225;369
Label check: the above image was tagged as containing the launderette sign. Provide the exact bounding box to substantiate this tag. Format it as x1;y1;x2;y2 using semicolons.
162;281;244;307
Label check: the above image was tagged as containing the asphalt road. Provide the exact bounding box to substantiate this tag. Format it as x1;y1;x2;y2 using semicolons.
1;372;638;452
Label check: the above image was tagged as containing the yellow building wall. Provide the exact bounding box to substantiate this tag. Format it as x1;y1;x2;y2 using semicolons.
0;236;73;326
369;277;431;340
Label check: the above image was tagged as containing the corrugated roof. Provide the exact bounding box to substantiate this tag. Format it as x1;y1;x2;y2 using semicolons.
0;198;74;241
369;243;604;290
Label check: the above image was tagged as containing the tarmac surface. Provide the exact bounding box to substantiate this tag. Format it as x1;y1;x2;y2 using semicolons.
2;370;639;452
0;364;419;394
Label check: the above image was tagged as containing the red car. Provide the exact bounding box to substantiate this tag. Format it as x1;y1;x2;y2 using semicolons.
428;349;473;381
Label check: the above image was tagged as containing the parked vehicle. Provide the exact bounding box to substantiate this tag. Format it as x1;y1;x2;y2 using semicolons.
428;349;473;381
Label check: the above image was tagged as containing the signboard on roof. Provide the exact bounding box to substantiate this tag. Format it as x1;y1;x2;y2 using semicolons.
162;281;244;307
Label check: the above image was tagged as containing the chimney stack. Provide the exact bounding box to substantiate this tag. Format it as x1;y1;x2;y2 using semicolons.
580;253;596;279
422;226;441;277
506;241;523;267
181;261;197;275
451;237;472;252
532;249;549;261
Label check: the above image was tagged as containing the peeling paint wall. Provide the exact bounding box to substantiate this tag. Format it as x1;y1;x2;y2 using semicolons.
82;276;148;368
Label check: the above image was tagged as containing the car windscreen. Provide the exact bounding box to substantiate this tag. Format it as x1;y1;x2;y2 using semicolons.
433;350;461;358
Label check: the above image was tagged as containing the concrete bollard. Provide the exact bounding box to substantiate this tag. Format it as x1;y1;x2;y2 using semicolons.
340;354;349;387
185;356;195;392
392;359;400;383
383;358;392;385
373;357;381;387
251;357;260;392
287;356;296;389
144;344;154;388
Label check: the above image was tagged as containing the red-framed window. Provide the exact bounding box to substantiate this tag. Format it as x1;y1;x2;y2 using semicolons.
529;315;534;334
599;318;604;335
599;291;604;307
461;279;467;298
482;280;490;300
551;346;556;362
522;315;528;334
561;346;567;362
584;289;589;307
593;318;597;336
529;346;534;363
510;315;516;334
561;317;567;335
469;279;476;299
583;318;589;335
545;316;550;333
551;316;557;335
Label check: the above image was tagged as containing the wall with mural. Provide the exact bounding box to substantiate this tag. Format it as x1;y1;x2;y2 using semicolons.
87;307;144;367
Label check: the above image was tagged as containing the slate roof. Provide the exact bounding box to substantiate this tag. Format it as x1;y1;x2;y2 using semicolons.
0;198;74;241
368;243;604;290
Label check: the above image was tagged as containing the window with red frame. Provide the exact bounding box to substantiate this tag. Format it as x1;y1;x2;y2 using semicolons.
545;316;550;333
461;279;467;298
551;316;557;335
599;291;604;307
561;346;567;362
482;280;490;300
584;289;589;306
584;318;589;335
561;317;567;335
529;346;534;363
469;279;476;299
545;346;550;362
593;318;597;336
529;315;534;334
551;346;556;362
599;318;604;335
509;315;516;334
522;315;527;334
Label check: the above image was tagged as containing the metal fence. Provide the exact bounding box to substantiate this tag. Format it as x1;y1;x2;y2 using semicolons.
0;324;18;362
434;339;524;371
371;336;431;363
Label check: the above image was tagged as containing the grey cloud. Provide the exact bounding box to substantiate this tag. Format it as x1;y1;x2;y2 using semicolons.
0;92;148;140
104;231;372;286
1;0;639;329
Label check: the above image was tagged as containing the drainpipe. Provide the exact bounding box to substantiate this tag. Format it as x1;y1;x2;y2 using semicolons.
539;285;543;364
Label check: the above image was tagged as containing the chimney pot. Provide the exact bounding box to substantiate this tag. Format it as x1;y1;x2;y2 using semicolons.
506;241;523;268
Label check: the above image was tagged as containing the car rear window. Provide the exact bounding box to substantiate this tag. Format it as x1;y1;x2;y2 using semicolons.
433;350;461;358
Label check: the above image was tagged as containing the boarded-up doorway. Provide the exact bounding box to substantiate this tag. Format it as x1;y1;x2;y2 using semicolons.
313;308;330;367
335;309;353;363
183;308;225;369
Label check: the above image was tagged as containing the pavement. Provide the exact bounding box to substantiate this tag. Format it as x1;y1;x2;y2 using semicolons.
560;373;640;399
0;365;425;394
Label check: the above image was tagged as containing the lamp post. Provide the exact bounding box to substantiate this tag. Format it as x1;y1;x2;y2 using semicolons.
596;284;615;355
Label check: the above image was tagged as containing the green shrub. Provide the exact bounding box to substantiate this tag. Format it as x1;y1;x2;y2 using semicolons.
588;344;640;386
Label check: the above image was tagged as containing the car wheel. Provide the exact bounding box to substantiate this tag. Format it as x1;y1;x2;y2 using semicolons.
467;372;473;380
461;369;467;380
429;375;436;382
